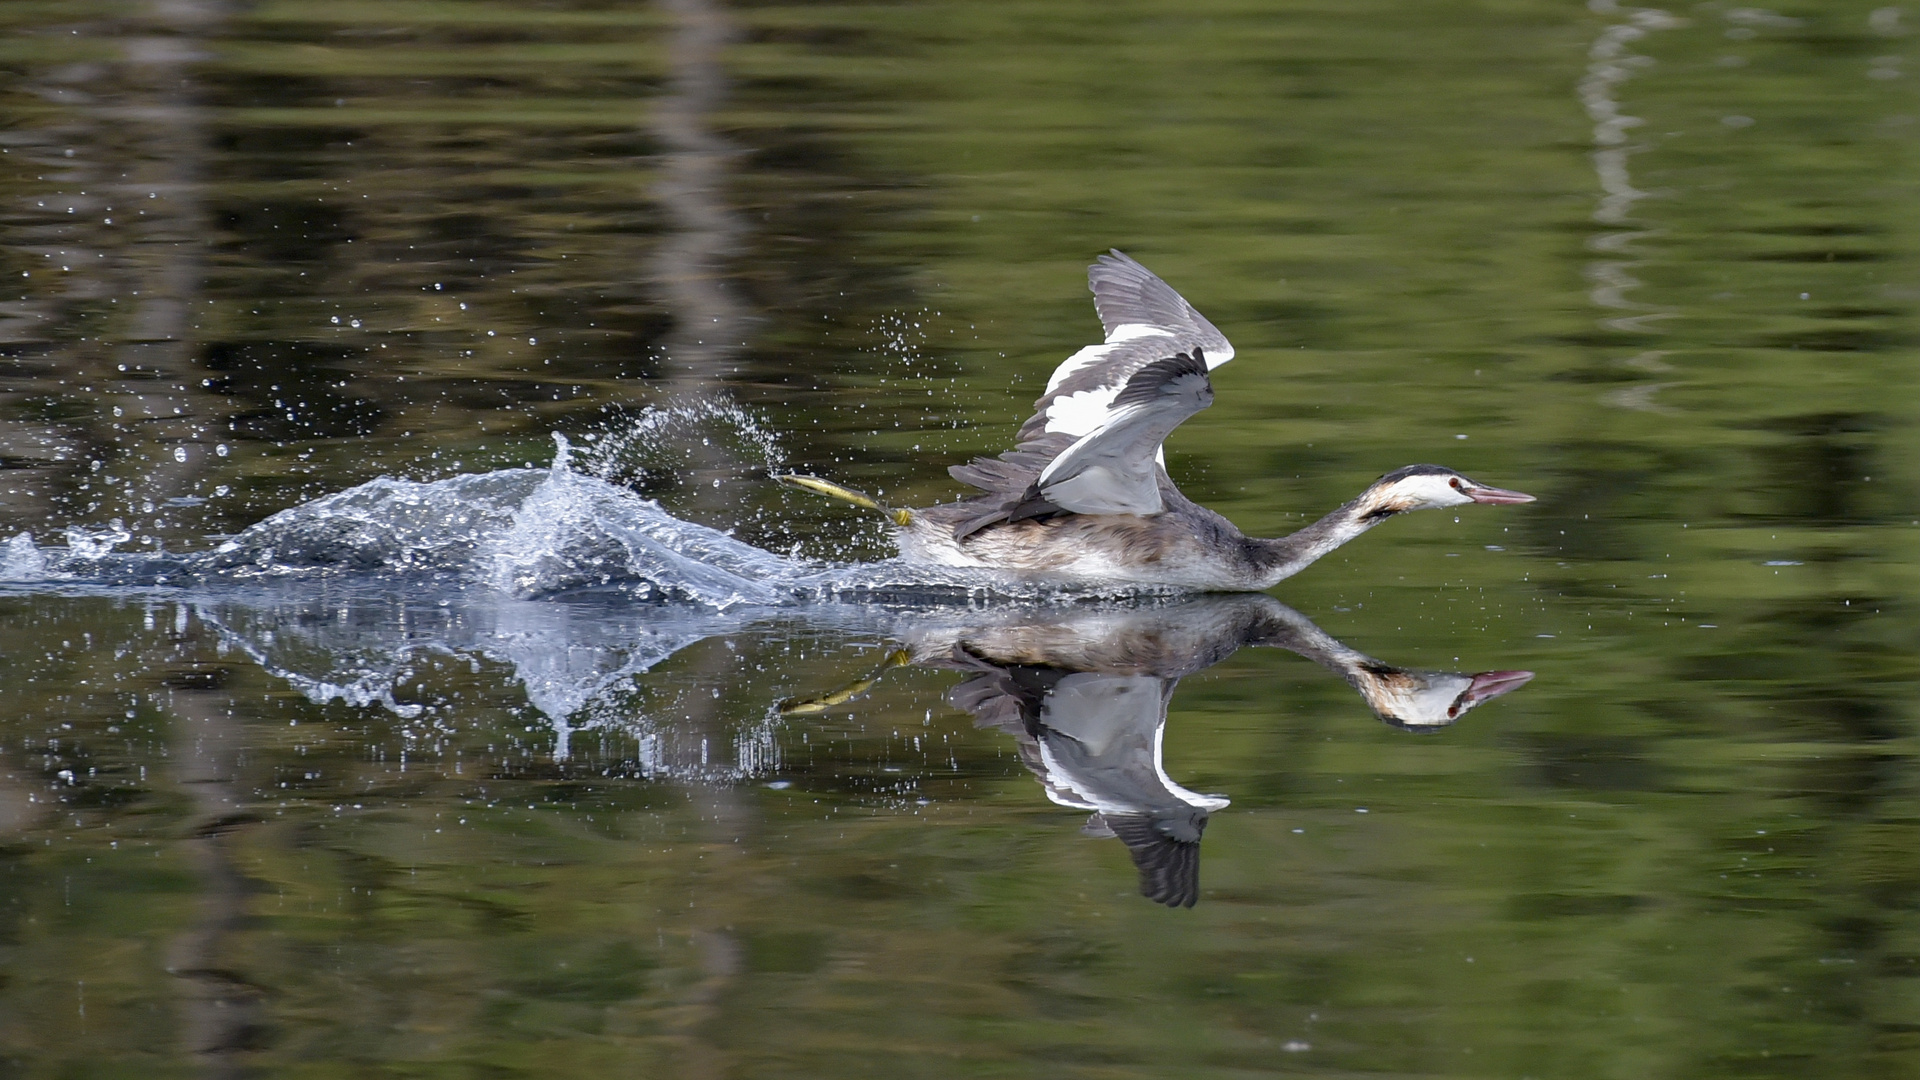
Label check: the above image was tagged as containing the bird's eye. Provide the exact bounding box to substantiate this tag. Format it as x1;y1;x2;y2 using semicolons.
1449;478;1463;491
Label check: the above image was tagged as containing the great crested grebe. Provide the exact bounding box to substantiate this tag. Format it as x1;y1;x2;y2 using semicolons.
783;251;1534;590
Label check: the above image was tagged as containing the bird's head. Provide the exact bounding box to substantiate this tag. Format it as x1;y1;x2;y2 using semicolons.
1352;665;1535;730
1357;464;1536;518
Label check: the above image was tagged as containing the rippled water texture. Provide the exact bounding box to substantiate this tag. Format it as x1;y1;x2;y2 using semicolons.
0;1;1914;1077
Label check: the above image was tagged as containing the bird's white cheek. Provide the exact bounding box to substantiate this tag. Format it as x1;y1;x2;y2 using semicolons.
1408;484;1474;511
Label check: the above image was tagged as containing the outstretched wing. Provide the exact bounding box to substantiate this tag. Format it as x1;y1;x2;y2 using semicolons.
1023;249;1235;444
948;252;1231;533
949;351;1213;536
1033;349;1213;514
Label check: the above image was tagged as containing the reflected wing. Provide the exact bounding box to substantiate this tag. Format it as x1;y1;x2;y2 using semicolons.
947;252;1232;531
1032;672;1229;815
945;652;1066;735
1103;812;1207;909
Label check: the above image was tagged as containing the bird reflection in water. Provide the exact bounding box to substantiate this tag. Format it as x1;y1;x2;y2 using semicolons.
183;582;1525;909
792;594;1532;907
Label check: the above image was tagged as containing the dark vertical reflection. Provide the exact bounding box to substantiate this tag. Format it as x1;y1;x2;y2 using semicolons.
107;7;263;1066
161;645;265;1075
105;0;231;514
648;0;751;498
646;4;747;1068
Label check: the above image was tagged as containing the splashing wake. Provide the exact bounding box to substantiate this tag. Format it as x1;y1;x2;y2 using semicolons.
0;431;1123;608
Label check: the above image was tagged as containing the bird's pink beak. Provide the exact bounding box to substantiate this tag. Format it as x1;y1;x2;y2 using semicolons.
1464;483;1536;505
1461;669;1534;707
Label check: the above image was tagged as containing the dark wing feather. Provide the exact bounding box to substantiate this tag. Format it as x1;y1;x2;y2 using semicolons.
947;432;1072;495
1110;349;1210;408
945;651;1067;735
1088;249;1233;346
1104;812;1209;908
945;433;1072;539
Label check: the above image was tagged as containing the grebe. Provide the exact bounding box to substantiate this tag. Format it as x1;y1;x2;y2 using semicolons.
784;251;1534;589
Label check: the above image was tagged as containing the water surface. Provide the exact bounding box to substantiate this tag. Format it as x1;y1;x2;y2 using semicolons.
0;1;1914;1077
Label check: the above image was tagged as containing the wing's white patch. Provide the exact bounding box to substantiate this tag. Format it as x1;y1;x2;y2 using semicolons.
1038;784;1100;811
1042;323;1172;393
1045;344;1116;395
1105;322;1170;344
1042;384;1120;436
1149;719;1232;810
1204;340;1233;365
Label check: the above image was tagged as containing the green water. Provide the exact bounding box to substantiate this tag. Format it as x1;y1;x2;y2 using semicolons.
0;0;1915;1076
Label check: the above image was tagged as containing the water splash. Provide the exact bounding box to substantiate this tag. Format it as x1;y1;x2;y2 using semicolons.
1;428;1134;608
481;434;790;606
190;581;776;776
62;520;133;559
0;533;47;579
864;308;946;374
576;397;786;490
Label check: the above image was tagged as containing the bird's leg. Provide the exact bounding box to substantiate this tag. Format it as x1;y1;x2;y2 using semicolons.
777;648;914;716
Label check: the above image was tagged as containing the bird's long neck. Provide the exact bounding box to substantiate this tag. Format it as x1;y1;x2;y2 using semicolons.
1243;487;1394;588
1243;599;1380;676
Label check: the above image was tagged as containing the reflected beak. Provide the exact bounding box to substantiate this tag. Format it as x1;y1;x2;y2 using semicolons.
1464;483;1536;505
1460;669;1534;707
